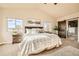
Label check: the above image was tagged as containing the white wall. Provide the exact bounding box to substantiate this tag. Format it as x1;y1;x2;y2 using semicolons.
0;8;4;44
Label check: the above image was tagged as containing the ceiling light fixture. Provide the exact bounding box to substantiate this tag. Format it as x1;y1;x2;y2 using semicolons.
43;3;58;5
54;3;57;5
44;3;47;4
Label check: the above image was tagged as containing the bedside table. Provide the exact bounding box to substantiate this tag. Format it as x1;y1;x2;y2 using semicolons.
12;34;22;43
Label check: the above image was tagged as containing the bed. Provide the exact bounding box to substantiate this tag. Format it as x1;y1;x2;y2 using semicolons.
19;32;62;56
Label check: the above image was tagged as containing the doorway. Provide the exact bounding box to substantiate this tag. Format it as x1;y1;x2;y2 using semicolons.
67;20;78;41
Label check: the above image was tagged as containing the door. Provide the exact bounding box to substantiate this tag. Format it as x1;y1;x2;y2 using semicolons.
58;20;66;38
68;20;78;40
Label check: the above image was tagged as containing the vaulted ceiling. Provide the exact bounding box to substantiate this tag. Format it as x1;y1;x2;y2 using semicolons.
0;3;79;18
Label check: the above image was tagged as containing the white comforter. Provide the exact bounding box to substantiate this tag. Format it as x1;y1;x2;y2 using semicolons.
19;33;62;56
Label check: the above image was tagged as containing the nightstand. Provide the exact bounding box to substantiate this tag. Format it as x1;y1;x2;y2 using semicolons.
12;34;22;43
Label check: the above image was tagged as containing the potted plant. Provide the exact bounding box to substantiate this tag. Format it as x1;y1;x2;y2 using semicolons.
53;26;59;34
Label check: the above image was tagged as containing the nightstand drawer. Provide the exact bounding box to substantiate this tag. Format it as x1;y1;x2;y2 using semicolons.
12;34;22;43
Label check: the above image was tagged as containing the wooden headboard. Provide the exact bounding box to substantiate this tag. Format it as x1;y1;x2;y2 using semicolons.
25;26;43;33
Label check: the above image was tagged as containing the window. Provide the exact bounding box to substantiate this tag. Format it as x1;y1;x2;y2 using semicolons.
16;19;23;27
8;19;15;29
8;18;23;31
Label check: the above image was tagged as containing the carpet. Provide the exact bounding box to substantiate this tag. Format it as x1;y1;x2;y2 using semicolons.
46;46;79;56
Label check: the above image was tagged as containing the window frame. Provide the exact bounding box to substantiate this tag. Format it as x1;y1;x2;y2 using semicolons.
7;18;23;31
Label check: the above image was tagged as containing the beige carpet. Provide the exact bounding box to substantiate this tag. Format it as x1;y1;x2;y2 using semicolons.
45;46;79;56
0;44;19;56
31;39;79;56
0;39;79;56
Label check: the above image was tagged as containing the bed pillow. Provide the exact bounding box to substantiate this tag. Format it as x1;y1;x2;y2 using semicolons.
31;29;39;34
26;29;32;34
26;28;39;34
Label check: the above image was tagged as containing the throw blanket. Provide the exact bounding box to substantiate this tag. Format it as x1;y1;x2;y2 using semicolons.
19;33;62;56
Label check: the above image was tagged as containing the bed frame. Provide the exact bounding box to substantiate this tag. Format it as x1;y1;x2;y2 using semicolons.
25;26;43;33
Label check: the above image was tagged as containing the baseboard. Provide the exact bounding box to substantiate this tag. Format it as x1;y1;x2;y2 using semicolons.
0;42;12;45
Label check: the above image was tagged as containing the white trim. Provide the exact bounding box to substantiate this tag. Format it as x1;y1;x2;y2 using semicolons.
0;42;12;45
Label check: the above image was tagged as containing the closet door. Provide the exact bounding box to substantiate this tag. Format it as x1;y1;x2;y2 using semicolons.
58;20;66;38
68;20;78;40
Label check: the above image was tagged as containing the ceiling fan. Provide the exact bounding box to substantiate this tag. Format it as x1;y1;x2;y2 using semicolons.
54;3;57;5
44;3;58;5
